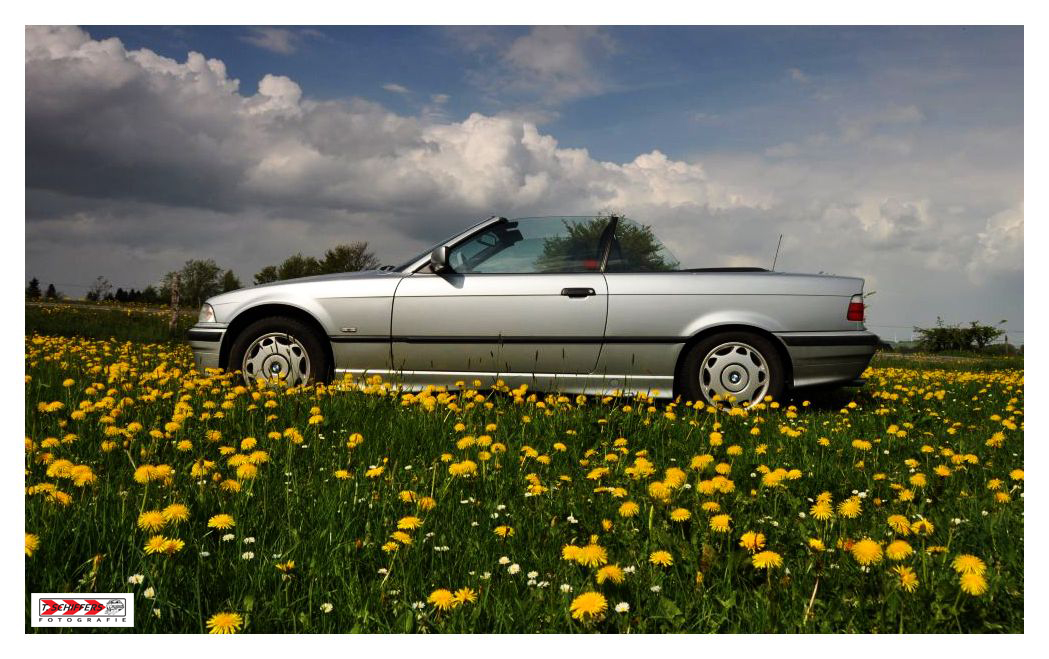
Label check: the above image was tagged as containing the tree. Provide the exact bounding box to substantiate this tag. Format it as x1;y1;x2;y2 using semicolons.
25;278;41;299
45;283;59;300
86;276;112;302
141;285;160;304
913;318;1006;352
221;269;242;293
179;259;224;309
254;265;279;285
968;321;1006;350
320;242;381;273
277;253;322;281
534;215;679;273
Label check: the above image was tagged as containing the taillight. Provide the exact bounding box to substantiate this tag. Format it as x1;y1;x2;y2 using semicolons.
847;295;865;322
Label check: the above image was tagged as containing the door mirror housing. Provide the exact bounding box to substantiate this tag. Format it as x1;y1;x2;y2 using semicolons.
430;246;452;273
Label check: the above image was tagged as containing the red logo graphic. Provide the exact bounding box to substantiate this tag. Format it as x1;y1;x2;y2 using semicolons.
39;599;108;616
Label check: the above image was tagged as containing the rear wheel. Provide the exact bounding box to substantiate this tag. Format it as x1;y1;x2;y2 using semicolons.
680;332;785;406
228;317;331;388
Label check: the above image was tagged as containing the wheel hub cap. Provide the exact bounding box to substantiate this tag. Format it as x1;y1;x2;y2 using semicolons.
242;333;311;387
699;341;770;406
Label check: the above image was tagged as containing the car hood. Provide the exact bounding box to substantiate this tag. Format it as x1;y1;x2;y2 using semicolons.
206;269;401;305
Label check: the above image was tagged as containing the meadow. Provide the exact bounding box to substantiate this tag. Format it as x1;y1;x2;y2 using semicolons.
24;305;1024;633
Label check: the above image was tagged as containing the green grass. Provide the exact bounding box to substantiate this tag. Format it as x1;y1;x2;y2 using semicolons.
25;326;1023;633
26;302;195;343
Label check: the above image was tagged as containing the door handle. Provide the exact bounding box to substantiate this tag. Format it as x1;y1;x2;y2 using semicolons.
561;287;596;298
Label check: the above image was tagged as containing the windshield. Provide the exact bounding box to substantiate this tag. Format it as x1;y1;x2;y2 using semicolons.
392;217;500;272
447;216;612;274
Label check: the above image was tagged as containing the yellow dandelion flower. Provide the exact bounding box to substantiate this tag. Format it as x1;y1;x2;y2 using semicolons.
206;611;243;634
162;538;185;554
618;501;640;518
951;554;987;576
494;525;514;538
738;531;766;553
275;560;296;573
143;535;170;554
894;566;919;593
887;514;911;535
810;500;834;521
596;564;625;584
453;587;478;605
137;510;167;532
428;588;458;611
25;533;39;557
649;550;673;567
709;514;731;533
959;572;988;596
911;518;934;535
850;538;883;566
885;540;913;561
838;497;862;519
670;508;691;522
397;516;422;530
207;514;235;530
752;550;783;569
576;544;608;568
569;591;608;623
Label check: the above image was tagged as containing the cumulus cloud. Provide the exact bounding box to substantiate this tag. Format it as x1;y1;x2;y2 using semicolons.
240;28;301;55
455;26;617;107
25;26;1022;332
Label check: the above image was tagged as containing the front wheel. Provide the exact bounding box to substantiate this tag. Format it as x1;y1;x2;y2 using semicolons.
227;317;331;388
679;332;785;406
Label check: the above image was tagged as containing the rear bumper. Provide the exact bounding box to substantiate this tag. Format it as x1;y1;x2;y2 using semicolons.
187;324;227;373
775;331;879;389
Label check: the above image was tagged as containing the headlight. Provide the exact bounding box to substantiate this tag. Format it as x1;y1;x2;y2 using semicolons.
198;304;216;323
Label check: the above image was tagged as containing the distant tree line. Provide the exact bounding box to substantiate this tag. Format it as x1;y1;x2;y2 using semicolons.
25;278;61;300
913;318;1008;352
27;241;381;309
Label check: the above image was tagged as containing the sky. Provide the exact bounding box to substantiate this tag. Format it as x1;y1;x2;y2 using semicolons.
24;25;1023;340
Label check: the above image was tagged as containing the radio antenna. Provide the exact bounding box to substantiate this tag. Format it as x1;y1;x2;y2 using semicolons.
771;234;783;271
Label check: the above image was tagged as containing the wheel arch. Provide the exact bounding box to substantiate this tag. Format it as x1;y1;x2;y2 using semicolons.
672;324;794;399
219;304;334;376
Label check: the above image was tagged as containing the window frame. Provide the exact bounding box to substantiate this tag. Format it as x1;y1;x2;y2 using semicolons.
412;216;621;276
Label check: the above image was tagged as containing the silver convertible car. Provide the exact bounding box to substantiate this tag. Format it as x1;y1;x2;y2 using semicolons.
188;216;878;405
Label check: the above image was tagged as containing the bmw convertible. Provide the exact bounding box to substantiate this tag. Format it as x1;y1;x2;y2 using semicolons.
188;215;878;405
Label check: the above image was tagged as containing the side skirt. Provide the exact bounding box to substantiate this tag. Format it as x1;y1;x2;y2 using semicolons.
333;368;676;399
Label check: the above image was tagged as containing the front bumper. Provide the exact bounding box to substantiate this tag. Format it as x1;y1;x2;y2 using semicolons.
775;331;879;389
187;324;227;373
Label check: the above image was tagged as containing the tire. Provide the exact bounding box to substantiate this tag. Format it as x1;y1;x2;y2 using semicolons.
227;316;331;388
679;331;785;406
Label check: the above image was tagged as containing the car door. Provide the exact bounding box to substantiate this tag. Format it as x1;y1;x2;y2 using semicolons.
391;216;612;375
596;217;688;385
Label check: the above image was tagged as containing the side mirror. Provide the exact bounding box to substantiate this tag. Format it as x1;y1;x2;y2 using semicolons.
430;246;451;273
